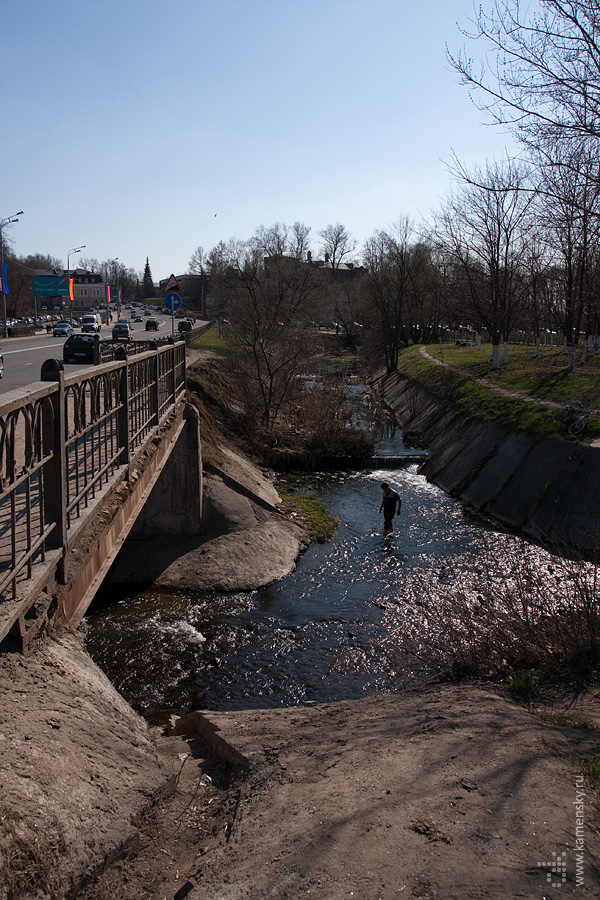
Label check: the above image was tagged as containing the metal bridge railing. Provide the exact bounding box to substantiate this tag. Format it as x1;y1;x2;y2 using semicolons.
0;341;186;601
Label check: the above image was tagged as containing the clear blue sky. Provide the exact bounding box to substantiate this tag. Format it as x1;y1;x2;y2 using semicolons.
2;0;514;281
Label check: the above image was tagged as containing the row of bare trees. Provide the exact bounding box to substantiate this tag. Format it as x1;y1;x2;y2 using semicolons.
193;3;600;389
350;2;600;373
442;0;600;368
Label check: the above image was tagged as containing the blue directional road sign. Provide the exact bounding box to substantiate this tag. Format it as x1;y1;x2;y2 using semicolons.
164;292;182;311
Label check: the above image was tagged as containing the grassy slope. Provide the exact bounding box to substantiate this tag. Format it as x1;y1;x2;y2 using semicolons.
189;324;228;355
396;342;600;441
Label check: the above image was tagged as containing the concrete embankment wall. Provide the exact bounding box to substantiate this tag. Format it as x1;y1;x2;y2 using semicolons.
376;371;600;551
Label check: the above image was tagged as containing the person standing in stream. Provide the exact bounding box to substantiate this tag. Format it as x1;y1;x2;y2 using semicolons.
379;482;402;537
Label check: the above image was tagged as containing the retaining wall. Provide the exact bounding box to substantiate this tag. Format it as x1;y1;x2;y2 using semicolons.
376;370;600;551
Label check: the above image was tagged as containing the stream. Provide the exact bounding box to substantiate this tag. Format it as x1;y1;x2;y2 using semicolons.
85;415;560;714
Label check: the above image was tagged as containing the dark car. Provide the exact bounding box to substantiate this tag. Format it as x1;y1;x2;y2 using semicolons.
145;317;159;331
112;321;133;341
63;333;105;363
53;321;74;338
177;319;193;333
0;347;4;378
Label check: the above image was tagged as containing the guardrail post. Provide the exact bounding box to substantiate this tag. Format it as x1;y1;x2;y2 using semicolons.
150;341;159;425
117;358;131;468
41;360;67;580
171;338;177;406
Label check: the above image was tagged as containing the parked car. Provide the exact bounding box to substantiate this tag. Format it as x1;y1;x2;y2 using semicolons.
145;317;159;331
177;319;193;333
53;321;74;338
0;347;4;378
112;321;133;341
63;333;105;363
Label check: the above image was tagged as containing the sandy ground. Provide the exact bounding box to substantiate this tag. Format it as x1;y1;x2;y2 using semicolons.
77;683;600;900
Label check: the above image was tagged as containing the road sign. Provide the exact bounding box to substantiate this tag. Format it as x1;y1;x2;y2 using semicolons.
164;292;182;311
163;274;182;294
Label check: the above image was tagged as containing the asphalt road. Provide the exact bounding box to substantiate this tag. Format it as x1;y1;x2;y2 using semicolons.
0;314;178;394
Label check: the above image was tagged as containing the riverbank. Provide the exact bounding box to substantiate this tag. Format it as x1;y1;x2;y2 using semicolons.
3;629;599;899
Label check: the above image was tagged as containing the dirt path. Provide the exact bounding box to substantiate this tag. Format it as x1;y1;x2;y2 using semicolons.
418;346;564;409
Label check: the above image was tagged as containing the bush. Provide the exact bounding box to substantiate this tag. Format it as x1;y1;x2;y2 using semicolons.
398;538;600;681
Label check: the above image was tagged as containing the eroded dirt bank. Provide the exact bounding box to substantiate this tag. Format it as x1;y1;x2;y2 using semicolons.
3;635;599;900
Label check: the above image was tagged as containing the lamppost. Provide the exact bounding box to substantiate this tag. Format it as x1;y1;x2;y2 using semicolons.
66;244;86;322
1;210;24;338
113;258;120;319
108;258;118;324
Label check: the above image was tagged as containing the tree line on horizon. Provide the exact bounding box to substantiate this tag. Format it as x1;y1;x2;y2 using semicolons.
3;2;600;383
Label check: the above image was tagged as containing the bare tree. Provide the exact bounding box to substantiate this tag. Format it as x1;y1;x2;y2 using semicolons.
188;245;206;275
253;221;312;261
209;229;321;430
433;157;535;368
362;219;434;372
449;1;600;145
290;221;312;259
534;138;600;365
318;223;357;271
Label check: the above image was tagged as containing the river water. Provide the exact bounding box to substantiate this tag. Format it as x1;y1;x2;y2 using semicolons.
85;409;562;715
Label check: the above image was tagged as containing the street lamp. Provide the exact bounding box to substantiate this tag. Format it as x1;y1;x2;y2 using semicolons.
108;257;118;324
1;210;24;339
66;244;86;322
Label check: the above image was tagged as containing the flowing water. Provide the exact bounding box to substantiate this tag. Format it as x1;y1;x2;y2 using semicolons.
85;416;560;714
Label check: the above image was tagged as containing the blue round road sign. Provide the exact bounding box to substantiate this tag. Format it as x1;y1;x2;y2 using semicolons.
164;292;182;311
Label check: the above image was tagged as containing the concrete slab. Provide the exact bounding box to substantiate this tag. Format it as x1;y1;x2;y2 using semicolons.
426;419;507;495
541;445;600;548
461;432;536;511
490;439;580;534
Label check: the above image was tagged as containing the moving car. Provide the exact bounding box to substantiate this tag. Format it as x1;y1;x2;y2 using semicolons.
0;347;4;378
81;313;102;333
63;333;105;363
177;319;193;333
112;321;134;341
53;321;74;338
145;317;159;331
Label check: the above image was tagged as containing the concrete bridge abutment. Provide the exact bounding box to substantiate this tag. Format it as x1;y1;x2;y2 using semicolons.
126;403;203;539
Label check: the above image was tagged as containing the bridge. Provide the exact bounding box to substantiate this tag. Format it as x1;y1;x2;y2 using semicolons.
0;338;203;653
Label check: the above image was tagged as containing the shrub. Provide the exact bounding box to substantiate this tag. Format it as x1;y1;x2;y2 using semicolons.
398;538;600;681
